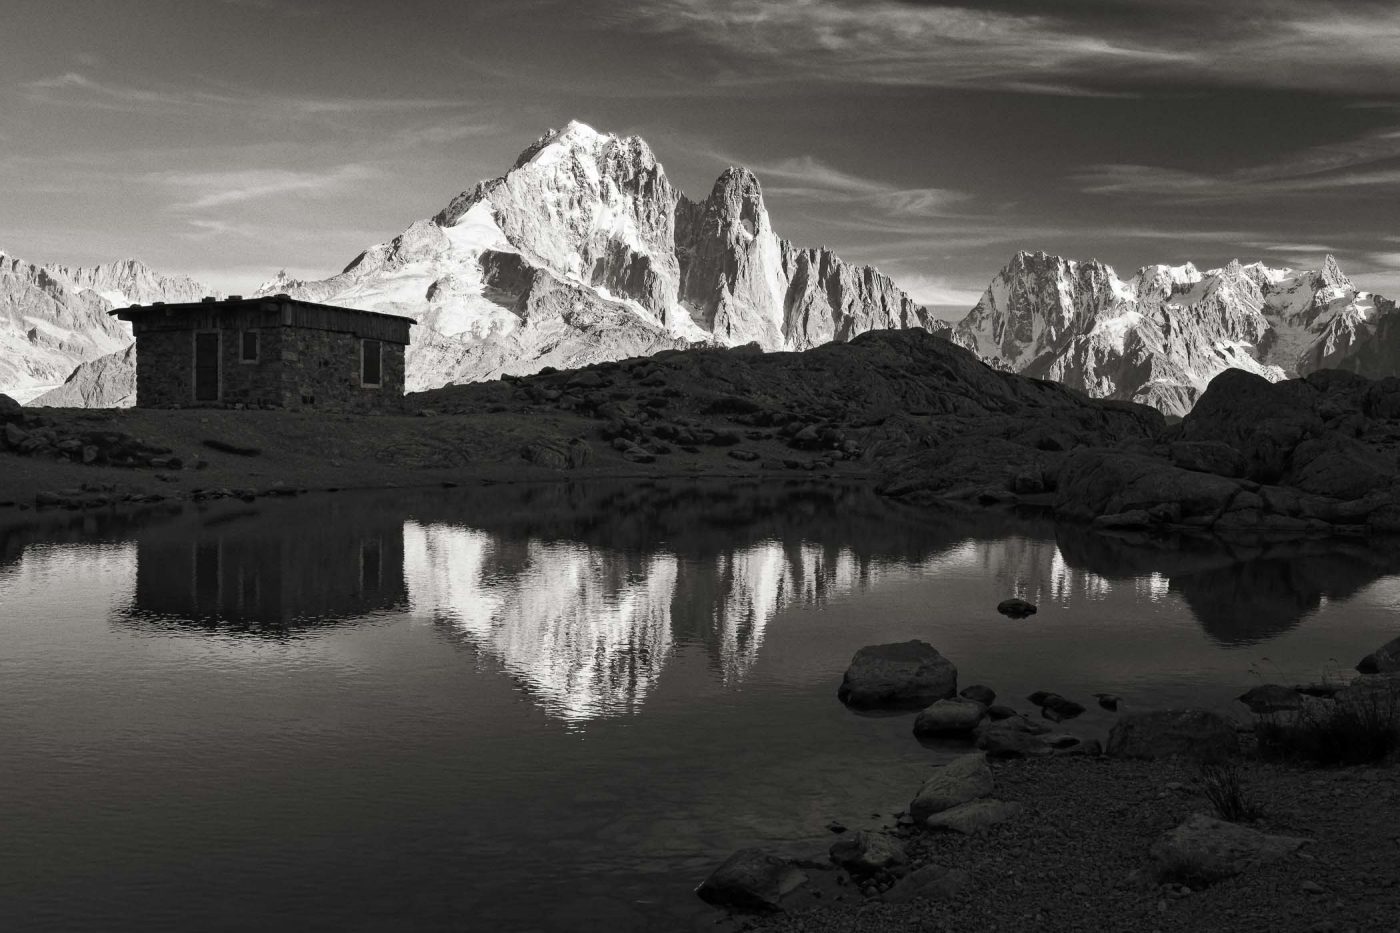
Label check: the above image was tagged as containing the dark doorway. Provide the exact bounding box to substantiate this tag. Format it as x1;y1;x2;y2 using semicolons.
194;332;220;401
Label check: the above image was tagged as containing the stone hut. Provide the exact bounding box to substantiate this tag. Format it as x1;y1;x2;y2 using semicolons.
111;295;413;411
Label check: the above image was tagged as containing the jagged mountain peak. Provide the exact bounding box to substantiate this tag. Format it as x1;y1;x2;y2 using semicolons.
1318;253;1353;292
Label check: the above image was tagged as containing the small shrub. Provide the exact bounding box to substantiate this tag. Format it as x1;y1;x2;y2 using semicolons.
1255;682;1400;766
1195;759;1263;823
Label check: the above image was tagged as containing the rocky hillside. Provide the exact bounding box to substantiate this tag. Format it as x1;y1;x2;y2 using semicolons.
257;121;939;392
954;251;1398;416
0;251;211;404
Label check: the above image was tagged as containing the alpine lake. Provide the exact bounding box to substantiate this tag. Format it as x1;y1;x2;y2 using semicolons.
3;480;1398;932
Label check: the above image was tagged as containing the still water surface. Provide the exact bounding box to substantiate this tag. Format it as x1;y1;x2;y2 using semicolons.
2;481;1398;932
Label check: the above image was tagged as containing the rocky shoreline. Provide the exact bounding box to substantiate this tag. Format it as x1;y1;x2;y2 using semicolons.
6;330;1400;549
697;633;1400;933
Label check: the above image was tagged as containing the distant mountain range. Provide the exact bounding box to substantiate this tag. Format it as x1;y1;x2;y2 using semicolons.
0;253;212;404
953;250;1397;415
4;120;1398;414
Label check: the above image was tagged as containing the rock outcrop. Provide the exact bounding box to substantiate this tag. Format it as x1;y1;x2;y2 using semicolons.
31;344;137;408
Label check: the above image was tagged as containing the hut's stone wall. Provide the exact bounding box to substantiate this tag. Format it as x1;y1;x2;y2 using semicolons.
278;328;405;412
131;322;405;412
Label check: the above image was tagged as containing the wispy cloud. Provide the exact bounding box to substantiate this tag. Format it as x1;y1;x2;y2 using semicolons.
1079;126;1400;200
160;165;376;209
714;152;971;221
21;71;469;119
620;0;1400;96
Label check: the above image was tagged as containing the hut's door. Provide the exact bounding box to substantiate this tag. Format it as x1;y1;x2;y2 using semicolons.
194;332;220;402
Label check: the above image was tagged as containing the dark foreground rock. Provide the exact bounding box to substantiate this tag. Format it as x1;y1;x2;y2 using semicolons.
909;752;993;823
912;697;986;737
838;640;957;709
1358;633;1400;674
1106;709;1240;760
828;832;907;876
882;864;973;904
1150;814;1308;886
996;598;1037;618
696;848;808;912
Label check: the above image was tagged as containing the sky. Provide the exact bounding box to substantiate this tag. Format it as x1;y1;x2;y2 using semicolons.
3;0;1400;316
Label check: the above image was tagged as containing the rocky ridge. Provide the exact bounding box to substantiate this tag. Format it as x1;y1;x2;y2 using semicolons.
953;250;1398;417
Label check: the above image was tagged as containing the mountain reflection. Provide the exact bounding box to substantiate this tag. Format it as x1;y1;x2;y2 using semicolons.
4;479;1396;716
405;524;888;720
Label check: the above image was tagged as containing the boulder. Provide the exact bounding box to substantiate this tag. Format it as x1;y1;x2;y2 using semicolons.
1106;709;1240;760
695;848;808;912
1150;813;1307;885
3;422;26;448
1169;441;1248;478
986;704;1018;721
837;640;957;709
960;684;996;706
1055;449;1244;524
883;864;973;904
924;798;1023;835
1029;692;1086;719
0;392;19;414
828;831;908;875
913;698;987;737
909;752;993;822
1094;693;1122;711
996;598;1037;619
1357;634;1400;674
1237;684;1304;714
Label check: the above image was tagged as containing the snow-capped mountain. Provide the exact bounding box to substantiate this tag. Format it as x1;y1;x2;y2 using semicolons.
953;251;1398;416
258;121;937;391
0;251;212;404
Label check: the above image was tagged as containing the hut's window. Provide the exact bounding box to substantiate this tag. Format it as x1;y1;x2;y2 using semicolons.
361;339;382;387
240;330;259;363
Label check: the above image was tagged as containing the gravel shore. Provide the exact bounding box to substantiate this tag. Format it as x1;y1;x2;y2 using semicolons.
750;755;1400;933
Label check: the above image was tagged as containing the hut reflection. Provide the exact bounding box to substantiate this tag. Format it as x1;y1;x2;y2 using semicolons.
119;500;407;633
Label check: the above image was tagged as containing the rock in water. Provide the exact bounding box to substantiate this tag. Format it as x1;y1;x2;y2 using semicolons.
1028;692;1086;720
1106;710;1240;760
1094;693;1122;711
960;684;997;706
837;640;957;709
1357;634;1400;674
997;598;1037;618
909;752;993;823
1151;814;1307;885
912;698;987;737
828;832;908;875
695;848;808;912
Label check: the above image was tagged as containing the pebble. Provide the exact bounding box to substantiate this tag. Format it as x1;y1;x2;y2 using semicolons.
1302;880;1325;894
